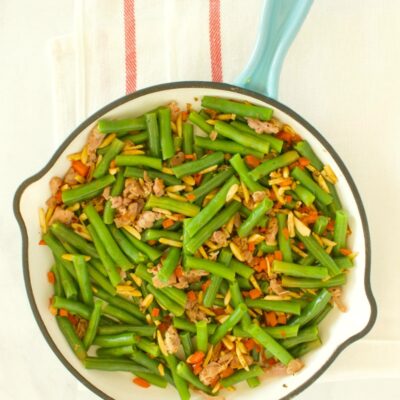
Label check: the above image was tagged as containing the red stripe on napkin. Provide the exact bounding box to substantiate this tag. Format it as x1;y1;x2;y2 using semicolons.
124;0;137;94
209;0;223;82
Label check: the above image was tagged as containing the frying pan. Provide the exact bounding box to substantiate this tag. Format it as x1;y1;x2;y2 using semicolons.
14;1;377;399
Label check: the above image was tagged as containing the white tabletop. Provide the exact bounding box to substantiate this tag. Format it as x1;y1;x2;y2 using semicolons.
1;0;400;399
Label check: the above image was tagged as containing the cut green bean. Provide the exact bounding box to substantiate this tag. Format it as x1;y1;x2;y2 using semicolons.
277;213;293;262
97;325;156;337
142;229;182;242
136;338;160;357
123;131;149;144
233;324;300;339
103;168;125;224
194;136;264;158
281;325;319;349
97;345;134;357
53;296;91;319
245;298;301;315
249;151;299;181
334;256;354;269
184;256;235;281
122;228;162;261
229;281;252;327
62;175;114;207
172;317;217;335
333;210;348;255
83;356;153;375
158;247;181;283
247;377;261;388
215;121;270;154
313;215;330;235
145;112;161;158
115;154;162;170
124;166;181;185
282;273;346;289
182;123;194;155
196;320;208;352
238;197;273;237
273;260;329;280
220;365;264;388
176;361;211;393
56;259;78;300
291;338;322;358
202;96;273;121
158;107;174;160
293;184;316;206
98;117;146;134
188;111;213;134
229;153;265;193
145;195;200;217
87;264;116;296
83;300;102;349
172;151;224;178
306;303;333;326
186;175;239;237
72;255;94;306
180;332;194;358
293;140;323;170
103;304;142;325
51;263;64;297
146;284;185;316
93;332;137;348
57;316;86;361
229;259;254;279
291;167;333;205
165;355;190;400
93;138;124;179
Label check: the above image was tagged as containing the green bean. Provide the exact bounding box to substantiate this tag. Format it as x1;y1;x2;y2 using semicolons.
103;168;125;224
56;316;86;361
53;296;91;319
172;317;217;335
240;205;268;228
229;154;265;192
97;325;155;336
277;213;293;262
121;229;162;261
334;256;353;269
306;303;333;327
85;204;132;269
233;324;300;339
229;259;254;279
56;259;78;300
93;332;137;348
180;332;194;358
146;284;185;316
185;201;241;253
220;365;264;388
136;338;160;357
298;254;315;266
87;224;121;286
313;215;330;235
291;338;322;358
238;198;273;237
51;263;64;297
182;123;194;155
245;298;301;315
281;325;319;349
87;264;116;296
229;281;252;327
145;112;161;158
94;287;145;322
194;136;264;158
186;175;239;237
115;154;162;170
272;260;329;280
103;304;142;325
176;361;211;393
215;121;270;154
158;247;181;283
203;249;232;307
83;300;102;349
172;151;225;178
145;195;200;217
123;131;149;144
247;323;293;365
50;223;98;259
247;377;261;388
291;167;333;205
72;255;94;306
333;210;348;255
62;174;115;205
142;229;182;242
293;140;323;170
159;286;187;308
296;230;341;276
258;242;278;254
124;166;181;185
202;96;273;121
109;225;147;264
165;355;190;400
93;138;124;178
328;182;342;212
282;273;346;289
188;111;214;134
210;303;247;344
189;168;234;202
98;117;146;134
196;320;208;352
230;120;284;153
184;256;235;282
97;345;134;357
129;348;160;374
157;107;174;160
249;151;299;181
293;184;315;206
289;288;332;327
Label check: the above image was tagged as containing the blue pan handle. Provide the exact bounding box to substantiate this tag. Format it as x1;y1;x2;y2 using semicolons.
234;0;313;99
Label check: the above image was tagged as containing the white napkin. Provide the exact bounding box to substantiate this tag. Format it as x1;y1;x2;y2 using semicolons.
49;0;400;391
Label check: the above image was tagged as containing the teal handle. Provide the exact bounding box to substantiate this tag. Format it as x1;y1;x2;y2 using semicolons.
234;0;313;99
